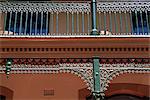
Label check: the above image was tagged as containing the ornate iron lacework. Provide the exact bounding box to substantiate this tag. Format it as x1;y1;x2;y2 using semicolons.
0;58;149;65
0;63;150;95
0;1;149;12
97;2;150;12
0;58;150;95
99;64;150;95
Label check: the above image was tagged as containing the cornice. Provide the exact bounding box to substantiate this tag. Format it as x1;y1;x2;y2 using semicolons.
0;37;149;58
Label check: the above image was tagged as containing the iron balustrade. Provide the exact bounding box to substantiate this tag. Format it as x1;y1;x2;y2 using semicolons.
0;1;149;36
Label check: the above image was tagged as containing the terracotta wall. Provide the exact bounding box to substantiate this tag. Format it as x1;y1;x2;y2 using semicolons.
0;73;87;100
1;73;149;100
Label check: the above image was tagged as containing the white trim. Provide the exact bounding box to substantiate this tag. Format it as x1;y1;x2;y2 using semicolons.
0;35;150;38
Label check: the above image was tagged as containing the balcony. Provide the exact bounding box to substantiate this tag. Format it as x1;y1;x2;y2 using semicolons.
0;0;149;37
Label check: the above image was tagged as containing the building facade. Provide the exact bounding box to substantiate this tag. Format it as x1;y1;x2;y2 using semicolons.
0;0;150;100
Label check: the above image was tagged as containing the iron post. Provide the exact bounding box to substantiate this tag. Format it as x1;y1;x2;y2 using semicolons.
92;56;101;100
90;0;99;35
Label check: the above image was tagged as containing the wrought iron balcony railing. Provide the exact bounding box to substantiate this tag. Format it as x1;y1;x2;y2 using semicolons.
0;1;149;37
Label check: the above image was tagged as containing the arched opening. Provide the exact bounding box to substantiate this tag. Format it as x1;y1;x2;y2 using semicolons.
0;95;6;100
105;73;150;99
106;94;149;100
0;86;13;100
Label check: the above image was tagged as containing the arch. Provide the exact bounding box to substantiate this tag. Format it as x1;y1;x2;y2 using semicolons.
0;95;6;100
105;70;150;91
100;64;150;92
106;94;144;100
4;63;93;90
52;68;93;90
0;86;13;100
105;83;150;97
0;73;90;100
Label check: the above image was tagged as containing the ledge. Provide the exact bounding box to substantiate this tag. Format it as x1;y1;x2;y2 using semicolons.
0;37;149;58
0;35;150;38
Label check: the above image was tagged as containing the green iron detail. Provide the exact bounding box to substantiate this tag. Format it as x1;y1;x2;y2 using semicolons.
90;0;99;35
5;58;12;78
92;56;102;100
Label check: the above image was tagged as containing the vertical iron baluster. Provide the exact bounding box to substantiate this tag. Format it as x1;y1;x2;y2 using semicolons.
104;12;106;32
148;11;150;35
30;12;33;35
135;11;139;35
87;12;90;34
109;11;112;33
49;12;51;34
56;12;58;34
114;12;117;34
13;12;17;35
3;12;7;34
46;12;48;35
82;12;84;33
125;12;129;35
119;11;122;34
24;11;28;35
50;12;53;34
129;11;133;35
140;11;144;35
145;11;149;35
35;12;38;35
19;12;23;35
98;12;101;33
66;12;69;34
8;12;12;34
40;12;43;35
77;12;79;33
71;12;74;33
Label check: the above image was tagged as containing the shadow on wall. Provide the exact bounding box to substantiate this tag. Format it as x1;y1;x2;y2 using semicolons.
0;86;13;100
78;87;91;100
84;83;150;100
105;94;150;100
86;94;150;100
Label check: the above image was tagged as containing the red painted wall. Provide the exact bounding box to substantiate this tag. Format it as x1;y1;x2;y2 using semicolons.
0;73;87;100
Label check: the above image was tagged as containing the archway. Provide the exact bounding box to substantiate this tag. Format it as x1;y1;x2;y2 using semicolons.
0;95;6;100
106;94;149;100
0;86;13;100
105;73;150;99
